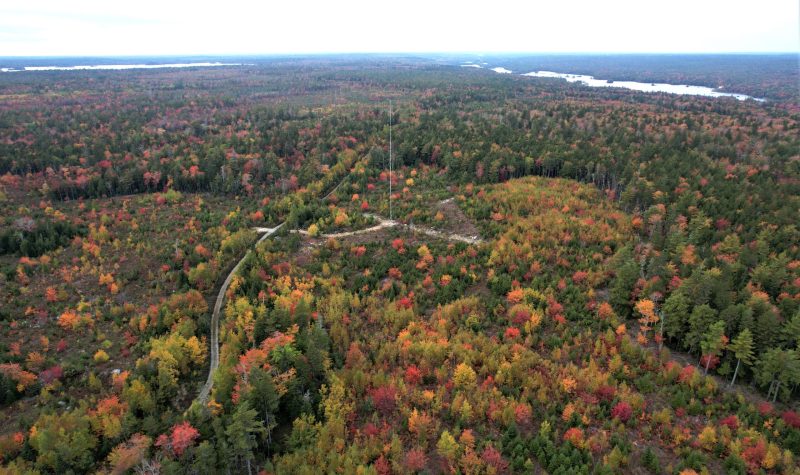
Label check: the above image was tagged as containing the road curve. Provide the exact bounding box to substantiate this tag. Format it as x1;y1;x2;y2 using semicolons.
284;216;484;244
201;211;479;404
196;223;285;404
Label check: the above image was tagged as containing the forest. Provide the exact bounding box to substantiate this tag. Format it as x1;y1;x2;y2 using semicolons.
0;55;798;474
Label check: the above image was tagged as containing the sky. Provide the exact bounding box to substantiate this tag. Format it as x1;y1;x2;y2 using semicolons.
0;0;798;56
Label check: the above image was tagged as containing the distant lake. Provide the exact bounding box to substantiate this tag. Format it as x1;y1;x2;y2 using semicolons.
522;70;764;101
1;62;246;72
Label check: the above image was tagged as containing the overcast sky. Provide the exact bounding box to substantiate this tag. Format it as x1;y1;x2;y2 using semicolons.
0;0;798;56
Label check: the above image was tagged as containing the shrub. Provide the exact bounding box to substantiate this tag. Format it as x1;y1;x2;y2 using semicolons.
93;350;110;364
611;402;632;423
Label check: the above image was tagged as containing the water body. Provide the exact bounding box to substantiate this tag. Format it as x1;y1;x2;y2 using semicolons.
1;62;246;72
522;70;763;101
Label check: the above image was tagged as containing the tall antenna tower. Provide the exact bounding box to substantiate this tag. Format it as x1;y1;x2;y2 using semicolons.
389;100;393;221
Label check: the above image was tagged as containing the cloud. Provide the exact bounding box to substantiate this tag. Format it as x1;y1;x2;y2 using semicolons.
0;0;797;55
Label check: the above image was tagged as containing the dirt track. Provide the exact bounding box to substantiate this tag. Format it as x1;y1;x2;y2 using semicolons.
196;223;284;404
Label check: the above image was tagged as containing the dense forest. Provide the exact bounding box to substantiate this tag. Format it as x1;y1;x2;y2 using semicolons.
0;56;798;474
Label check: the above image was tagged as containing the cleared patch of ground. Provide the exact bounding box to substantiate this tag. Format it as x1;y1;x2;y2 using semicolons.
431;197;481;239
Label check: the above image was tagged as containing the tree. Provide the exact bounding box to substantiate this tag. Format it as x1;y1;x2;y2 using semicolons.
169;421;200;458
29;410;98;473
192;440;217;473
611;401;633;423
687;304;717;353
756;349;800;402
404;447;427;472
782;313;800;349
370;385;397;416
610;248;638;318
106;434;151;475
728;328;754;387
437;430;460;465
453;363;477;390
301;324;331;390
192;441;218;475
635;299;659;342
662;291;690;342
245;367;280;446
700;321;727;375
122;378;155;415
88;396;127;439
226;401;266;475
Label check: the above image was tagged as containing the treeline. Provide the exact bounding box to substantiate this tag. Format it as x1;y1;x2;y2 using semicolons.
470;54;800;103
0;220;86;257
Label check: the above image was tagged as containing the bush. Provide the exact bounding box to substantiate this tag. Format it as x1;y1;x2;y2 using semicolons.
611;402;632;423
93;350;110;364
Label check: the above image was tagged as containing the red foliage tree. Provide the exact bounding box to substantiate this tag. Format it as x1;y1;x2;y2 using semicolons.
699;354;720;371
374;454;391;475
404;448;427;472
572;270;588;284
514;402;531;427
370;385;397;416
404;365;422;385
595;385;616;402
720;415;739;431
38;365;63;385
757;402;773;416
481;445;509;472
362;422;380;438
741;437;767;472
611;401;632;422
157;421;199;457
678;365;696;383
563;427;585;447
504;327;521;340
396;296;413;310
782;411;800;429
391;238;406;254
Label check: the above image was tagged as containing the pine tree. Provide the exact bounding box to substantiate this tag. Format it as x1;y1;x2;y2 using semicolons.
782;313;800;348
728;328;754;387
610;247;639;319
192;441;217;474
662;291;690;341
246;367;280;447
687;304;717;353
226;401;266;475
700;321;727;375
756;349;800;402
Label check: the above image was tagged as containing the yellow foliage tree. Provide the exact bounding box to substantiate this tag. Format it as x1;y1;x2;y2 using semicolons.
453;363;477;390
697;425;717;451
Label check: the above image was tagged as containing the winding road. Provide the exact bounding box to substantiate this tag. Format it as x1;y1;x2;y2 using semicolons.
196;223;284;404
197;201;482;404
287;212;484;244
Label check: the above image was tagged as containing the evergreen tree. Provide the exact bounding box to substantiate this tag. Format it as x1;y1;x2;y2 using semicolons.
245;367;280;447
192;441;217;475
782;313;800;349
226;401;266;475
610;247;639;318
728;328;754;387
687;304;717;353
756;349;800;402
700;321;727;375
662;291;690;342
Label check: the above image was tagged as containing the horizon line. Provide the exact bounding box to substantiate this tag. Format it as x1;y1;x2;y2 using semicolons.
0;51;798;59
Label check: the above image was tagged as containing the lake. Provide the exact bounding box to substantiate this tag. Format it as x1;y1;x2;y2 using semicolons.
1;62;246;72
522;70;764;101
